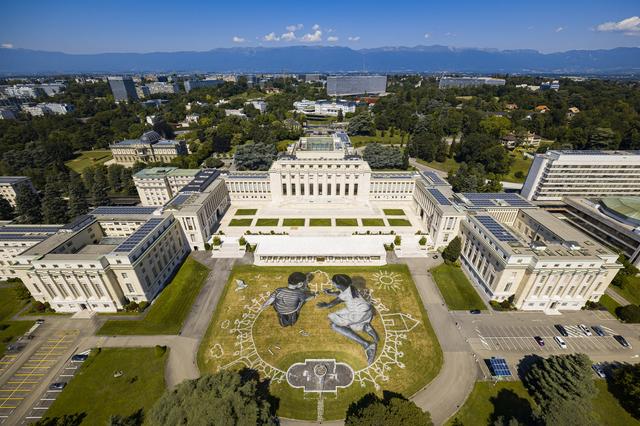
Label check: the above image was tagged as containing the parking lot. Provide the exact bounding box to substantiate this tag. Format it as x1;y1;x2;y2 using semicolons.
0;355;19;377
0;330;78;424
468;323;628;353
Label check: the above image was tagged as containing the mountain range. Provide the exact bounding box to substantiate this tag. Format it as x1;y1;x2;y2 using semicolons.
1;45;639;75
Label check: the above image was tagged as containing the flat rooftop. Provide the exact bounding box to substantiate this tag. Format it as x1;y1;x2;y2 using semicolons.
133;167;177;178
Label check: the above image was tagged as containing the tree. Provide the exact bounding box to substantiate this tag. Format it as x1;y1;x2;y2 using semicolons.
337;109;344;122
362;143;406;169
610;362;640;419
15;182;42;224
0;196;13;220
447;163;502;193
442;236;461;263
107;409;144;426
68;173;89;218
234;143;277;171
42;178;68;224
204;157;225;168
148;370;277;425
480;115;511;138
347;113;376;136
616;304;640;323
33;413;86;426
91;166;110;206
345;393;432;426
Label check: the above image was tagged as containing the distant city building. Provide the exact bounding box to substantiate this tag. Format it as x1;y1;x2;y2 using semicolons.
521;150;640;201
145;82;181;95
566;106;580;119
3;85;43;99
283;118;302;131
540;80;560;91
224;109;246;118
22;103;74;116
0;109;16;120
293;99;356;117
136;86;151;99
109;131;188;166
245;99;267;114
438;76;506;89
0;176;34;207
304;74;322;82
183;79;224;93
108;76;139;102
39;83;66;96
326;75;387;96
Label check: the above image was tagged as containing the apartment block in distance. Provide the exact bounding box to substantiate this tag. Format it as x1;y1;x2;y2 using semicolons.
110;131;188;166
521;150;640;201
0;176;35;207
326;75;387;96
183;79;224;93
108;76;139;102
438;76;506;89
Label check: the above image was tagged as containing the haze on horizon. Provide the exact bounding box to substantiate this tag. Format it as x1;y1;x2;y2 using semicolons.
1;0;639;55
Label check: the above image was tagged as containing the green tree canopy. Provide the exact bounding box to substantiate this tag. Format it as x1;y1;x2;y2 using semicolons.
610;362;640;419
363;143;407;170
15;181;42;224
42;178;69;224
234;142;277;171
347;113;376;136
345;393;432;426
442;236;462;263
0;196;13;220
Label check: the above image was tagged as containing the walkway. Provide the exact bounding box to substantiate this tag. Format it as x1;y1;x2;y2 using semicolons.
606;287;631;306
409;158;523;191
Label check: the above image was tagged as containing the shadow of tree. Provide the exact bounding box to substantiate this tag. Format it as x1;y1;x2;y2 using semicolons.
239;367;280;416
488;389;535;425
34;412;86;426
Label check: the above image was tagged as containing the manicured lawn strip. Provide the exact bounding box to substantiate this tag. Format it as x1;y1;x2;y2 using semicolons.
611;276;640;305
591;380;639;426
387;218;412;226
64;150;113;173
598;294;621;317
0;321;34;358
361;218;385;226
350;130;404;147
234;209;257;216
255;218;280;227
309;218;332;226
430;263;486;310
383;209;405;216
335;218;358;226
416;157;460;174
44;348;167;425
97;257;209;335
0;285;29;321
229;218;253;226
503;151;534;183
282;218;305;227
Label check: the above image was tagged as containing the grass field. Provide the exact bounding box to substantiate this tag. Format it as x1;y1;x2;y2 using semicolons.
229;218;253;226
430;263;486;311
283;218;305;227
361;218;385;226
256;218;280;227
387;218;412;226
309;218;332;226
503;151;533;183
449;380;638;426
0;285;29;321
350;130;405;147
335;218;358;226
0;322;34;358
97;257;209;335
599;294;622;317
44;348;168;425
0;284;34;358
415;158;459;175
198;264;442;421
611;276;640;306
383;209;405;216
65;150;113;173
235;209;257;216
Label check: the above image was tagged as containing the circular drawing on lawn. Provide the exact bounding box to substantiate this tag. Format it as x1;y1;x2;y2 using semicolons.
372;270;404;293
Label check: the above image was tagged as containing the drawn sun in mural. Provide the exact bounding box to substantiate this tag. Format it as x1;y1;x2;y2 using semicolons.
372;270;403;292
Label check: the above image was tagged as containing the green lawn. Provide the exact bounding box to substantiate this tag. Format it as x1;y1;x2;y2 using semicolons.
383;209;405;216
255;218;280;227
309;218;332;226
44;348;168;425
449;380;638;426
282;218;305;227
335;218;358;226
387;218;412;226
502;151;534;183
0;321;34;358
97;257;209;335
65;150;113;173
599;294;622;317
0;285;29;321
416;158;460;174
611;276;640;305
229;218;253;226
0;284;34;358
234;209;257;216
350;130;405;147
361;218;385;226
430;263;486;310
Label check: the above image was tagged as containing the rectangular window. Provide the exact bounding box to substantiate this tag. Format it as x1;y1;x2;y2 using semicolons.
282;183;287;195
345;183;350;196
318;184;323;195
336;183;340;195
126;283;134;292
327;184;332;196
504;282;512;292
300;183;305;195
291;183;296;196
354;183;358;196
309;183;313;195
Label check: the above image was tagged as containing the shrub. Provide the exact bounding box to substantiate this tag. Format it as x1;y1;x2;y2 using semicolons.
137;301;149;312
384;243;394;251
14;283;32;301
124;301;139;312
238;236;247;246
154;345;167;357
394;235;402;246
203;242;212;251
419;236;427;246
442;236;462;263
616;304;640;323
514;170;525;179
212;236;222;246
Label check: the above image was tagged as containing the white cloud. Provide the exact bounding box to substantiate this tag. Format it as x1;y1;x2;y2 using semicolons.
301;30;322;42
327;36;339;42
424;33;431;39
1;43;13;49
281;31;296;41
312;24;321;31
444;32;455;36
596;16;640;36
286;24;303;32
347;36;360;42
232;36;245;43
555;26;564;32
263;32;280;42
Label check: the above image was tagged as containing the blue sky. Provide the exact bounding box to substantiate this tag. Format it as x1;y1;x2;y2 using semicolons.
1;0;639;53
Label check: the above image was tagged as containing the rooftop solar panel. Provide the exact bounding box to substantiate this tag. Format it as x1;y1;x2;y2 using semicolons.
476;215;519;243
428;188;452;206
114;218;164;253
0;226;61;234
489;358;511;377
421;171;447;185
0;234;49;241
91;206;158;216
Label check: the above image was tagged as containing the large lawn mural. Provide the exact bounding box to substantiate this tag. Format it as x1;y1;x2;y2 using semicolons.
198;264;442;421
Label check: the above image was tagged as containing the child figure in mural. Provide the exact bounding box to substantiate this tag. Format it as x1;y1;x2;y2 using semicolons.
262;272;316;327
317;274;379;365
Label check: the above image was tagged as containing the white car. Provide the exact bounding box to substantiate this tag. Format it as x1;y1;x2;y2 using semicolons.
578;324;592;336
554;336;567;349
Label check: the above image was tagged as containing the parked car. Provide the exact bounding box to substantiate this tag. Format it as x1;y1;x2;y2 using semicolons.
469;309;481;315
592;325;606;337
554;336;567;349
592;364;606;378
578;324;592;336
554;324;569;337
534;336;545;347
35;319;45;325
71;354;88;362
49;382;66;391
613;335;631;348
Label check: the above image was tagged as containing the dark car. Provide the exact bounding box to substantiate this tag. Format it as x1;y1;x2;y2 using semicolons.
613;335;631;348
36;319;45;325
470;309;481;315
71;354;88;362
49;382;66;391
592;325;606;337
554;324;569;337
534;336;545;347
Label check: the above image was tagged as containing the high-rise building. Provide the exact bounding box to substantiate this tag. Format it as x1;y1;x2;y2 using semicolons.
108;76;139;102
520;150;640;201
183;79;224;93
438;76;506;89
326;75;387;96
